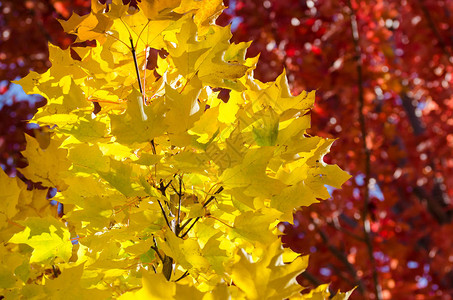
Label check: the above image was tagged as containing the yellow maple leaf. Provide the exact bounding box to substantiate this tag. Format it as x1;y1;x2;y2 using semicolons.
168;17;248;90
9;218;73;263
230;240;309;300
20;135;71;190
0;170;22;224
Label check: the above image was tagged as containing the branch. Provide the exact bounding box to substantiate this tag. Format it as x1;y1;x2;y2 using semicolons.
154;180;174;230
413;185;450;224
170;177;185;236
177;178;183;232
152;238;174;281
129;37;148;121
325;217;365;242
300;271;322;286
130;37;144;94
150;140;157;155
174;270;189;282
156;198;172;231
179;217;201;239
179;186;224;238
417;0;453;59
400;93;425;136
346;1;382;298
312;217;365;294
202;186;224;208
158;179;173;196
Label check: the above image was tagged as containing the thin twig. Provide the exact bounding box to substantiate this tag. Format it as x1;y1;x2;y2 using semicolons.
156;198;172;231
151;246;164;262
174;270;190;282
150;140;157;154
177;176;183;226
417;0;452;59
179;186;224;238
325;218;365;242
312;217;365;294
177;216;191;232
346;1;382;299
300;271;322;286
179;217;200;239
158;179;173;196
203;186;224;208
206;215;233;228
129;36;148;121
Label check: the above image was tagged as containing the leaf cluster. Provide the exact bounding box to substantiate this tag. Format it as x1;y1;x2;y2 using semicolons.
1;0;351;298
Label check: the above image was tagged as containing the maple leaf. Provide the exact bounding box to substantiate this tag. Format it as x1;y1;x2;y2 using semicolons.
271;183;319;222
42;264;111;299
231;208;280;246
110;89;167;144
290;284;355;300
69;143;110;173
246;70;315;115
9;217;72;263
250;107;280;146
229;240;309;300
163;79;205;144
220;147;286;198
174;0;225;35
58;7;113;42
57;113;109;143
0;265;16;289
119;272;177;299
168;16;249;90
98;158;147;197
20;134;71;190
15;47;90;119
0;169;22;224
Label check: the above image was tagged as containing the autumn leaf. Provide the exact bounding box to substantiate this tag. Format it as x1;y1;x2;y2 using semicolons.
110;89;167;144
230;240;309;299
9;218;72;263
20;134;71;190
0;169;22;224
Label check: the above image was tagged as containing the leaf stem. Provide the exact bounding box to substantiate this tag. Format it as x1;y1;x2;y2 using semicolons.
135;19;152;49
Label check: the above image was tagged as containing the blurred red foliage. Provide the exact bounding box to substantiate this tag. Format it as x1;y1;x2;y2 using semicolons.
224;0;453;298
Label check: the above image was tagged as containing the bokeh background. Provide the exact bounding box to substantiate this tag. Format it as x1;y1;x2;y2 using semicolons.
1;0;452;299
